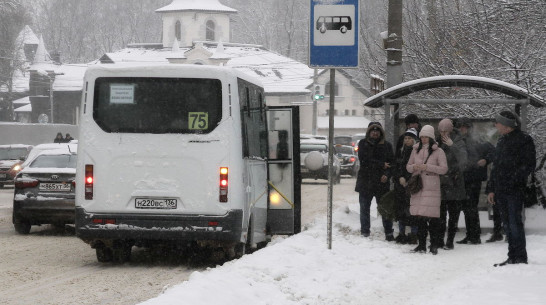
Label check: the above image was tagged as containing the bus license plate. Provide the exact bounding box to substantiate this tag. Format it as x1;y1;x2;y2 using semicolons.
39;183;71;191
135;198;177;209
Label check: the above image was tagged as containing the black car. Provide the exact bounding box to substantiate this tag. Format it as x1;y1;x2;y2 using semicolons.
334;144;359;177
12;149;77;234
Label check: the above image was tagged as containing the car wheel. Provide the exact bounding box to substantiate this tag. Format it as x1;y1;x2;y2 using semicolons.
14;221;31;234
96;246;113;263
340;26;348;33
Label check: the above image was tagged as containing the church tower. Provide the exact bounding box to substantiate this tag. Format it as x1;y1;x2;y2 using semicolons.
156;0;237;48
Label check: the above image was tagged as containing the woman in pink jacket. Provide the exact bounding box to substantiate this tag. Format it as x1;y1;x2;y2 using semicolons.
406;125;448;254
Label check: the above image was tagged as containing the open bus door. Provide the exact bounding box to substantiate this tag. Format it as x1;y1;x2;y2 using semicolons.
266;106;301;235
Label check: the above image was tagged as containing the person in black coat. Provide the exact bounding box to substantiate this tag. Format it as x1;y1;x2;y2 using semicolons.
355;122;395;240
53;132;64;143
395;114;421;157
487;111;536;266
393;128;419;244
457;118;495;244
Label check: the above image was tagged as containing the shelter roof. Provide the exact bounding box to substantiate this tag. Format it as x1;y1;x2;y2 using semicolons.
364;75;545;108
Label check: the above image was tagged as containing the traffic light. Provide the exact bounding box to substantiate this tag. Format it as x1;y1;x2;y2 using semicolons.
313;85;324;101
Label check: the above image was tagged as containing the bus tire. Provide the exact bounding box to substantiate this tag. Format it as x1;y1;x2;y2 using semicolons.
96;246;113;263
320;25;327;33
340;26;348;34
112;243;132;263
14;221;31;234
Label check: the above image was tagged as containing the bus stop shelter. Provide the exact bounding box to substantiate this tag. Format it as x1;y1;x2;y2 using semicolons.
363;75;545;144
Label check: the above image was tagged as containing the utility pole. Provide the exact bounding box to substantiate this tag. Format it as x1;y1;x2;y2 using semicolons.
386;0;403;144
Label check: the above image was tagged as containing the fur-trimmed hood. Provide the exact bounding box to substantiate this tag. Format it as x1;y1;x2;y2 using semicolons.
365;123;386;144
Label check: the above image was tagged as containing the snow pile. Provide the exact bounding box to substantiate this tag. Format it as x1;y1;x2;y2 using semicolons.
141;204;546;305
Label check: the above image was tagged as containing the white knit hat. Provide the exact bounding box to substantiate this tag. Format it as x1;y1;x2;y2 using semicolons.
419;125;435;139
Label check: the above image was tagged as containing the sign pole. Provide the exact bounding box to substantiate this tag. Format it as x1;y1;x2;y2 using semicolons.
309;0;358;249
327;69;335;250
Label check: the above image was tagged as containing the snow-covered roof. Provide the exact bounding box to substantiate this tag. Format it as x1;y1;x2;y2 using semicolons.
100;43;315;95
16;25;39;45
12;96;30;105
317;116;371;129
29;62;88;91
14;104;32;112
156;0;237;13
33;35;51;64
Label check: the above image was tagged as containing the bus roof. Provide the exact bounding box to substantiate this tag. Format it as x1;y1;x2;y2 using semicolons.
85;63;264;88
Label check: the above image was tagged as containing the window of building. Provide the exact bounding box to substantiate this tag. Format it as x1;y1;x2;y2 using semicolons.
352;110;356;116
324;81;339;96
206;20;215;41
175;21;181;41
345;109;349;116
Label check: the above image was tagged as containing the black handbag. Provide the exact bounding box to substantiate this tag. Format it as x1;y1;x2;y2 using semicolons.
406;175;423;195
407;154;431;195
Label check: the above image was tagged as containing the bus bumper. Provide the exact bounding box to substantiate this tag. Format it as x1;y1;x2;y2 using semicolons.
75;207;243;246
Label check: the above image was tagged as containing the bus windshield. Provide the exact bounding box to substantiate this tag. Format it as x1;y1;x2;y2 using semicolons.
93;77;222;134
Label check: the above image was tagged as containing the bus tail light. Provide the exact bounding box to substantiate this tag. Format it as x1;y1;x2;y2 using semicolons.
219;167;228;202
85;164;93;200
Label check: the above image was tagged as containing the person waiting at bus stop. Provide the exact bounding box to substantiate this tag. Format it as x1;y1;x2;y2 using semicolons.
393;128;419;244
487;110;535;266
355;122;395;240
407;125;448;254
437;118;468;250
456;118;495;244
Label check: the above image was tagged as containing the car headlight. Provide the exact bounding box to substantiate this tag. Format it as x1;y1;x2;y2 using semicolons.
12;164;22;172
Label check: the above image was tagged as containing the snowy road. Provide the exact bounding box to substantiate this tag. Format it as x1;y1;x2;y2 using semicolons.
0;177;356;305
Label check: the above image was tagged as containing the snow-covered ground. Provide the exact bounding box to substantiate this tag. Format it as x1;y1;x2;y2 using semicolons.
141;194;546;305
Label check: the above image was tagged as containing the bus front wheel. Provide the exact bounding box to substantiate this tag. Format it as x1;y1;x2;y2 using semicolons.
340;26;348;34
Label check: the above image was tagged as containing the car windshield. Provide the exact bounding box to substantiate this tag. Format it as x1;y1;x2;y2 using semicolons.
29;155;77;168
93;77;222;134
334;146;354;155
0;147;28;160
301;144;327;153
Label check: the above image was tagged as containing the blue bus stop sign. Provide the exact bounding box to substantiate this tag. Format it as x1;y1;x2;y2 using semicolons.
309;0;359;68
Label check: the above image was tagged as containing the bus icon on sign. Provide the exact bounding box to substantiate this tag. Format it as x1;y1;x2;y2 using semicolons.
316;16;352;34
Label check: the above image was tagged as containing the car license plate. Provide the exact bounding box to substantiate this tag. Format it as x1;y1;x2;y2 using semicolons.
135;198;177;209
39;183;71;191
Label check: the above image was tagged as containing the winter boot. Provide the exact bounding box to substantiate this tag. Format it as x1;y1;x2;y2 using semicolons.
486;232;503;243
429;244;438;255
444;232;455;250
406;233;418;245
395;234;407;244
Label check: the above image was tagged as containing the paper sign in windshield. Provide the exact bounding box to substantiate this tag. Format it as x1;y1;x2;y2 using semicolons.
110;84;135;104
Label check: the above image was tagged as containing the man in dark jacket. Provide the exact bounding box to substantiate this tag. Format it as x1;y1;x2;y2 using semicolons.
355;122;395;240
487;111;536;266
457;118;495;244
437;118;468;249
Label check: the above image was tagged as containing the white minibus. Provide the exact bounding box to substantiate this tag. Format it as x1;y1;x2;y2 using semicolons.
75;63;300;262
